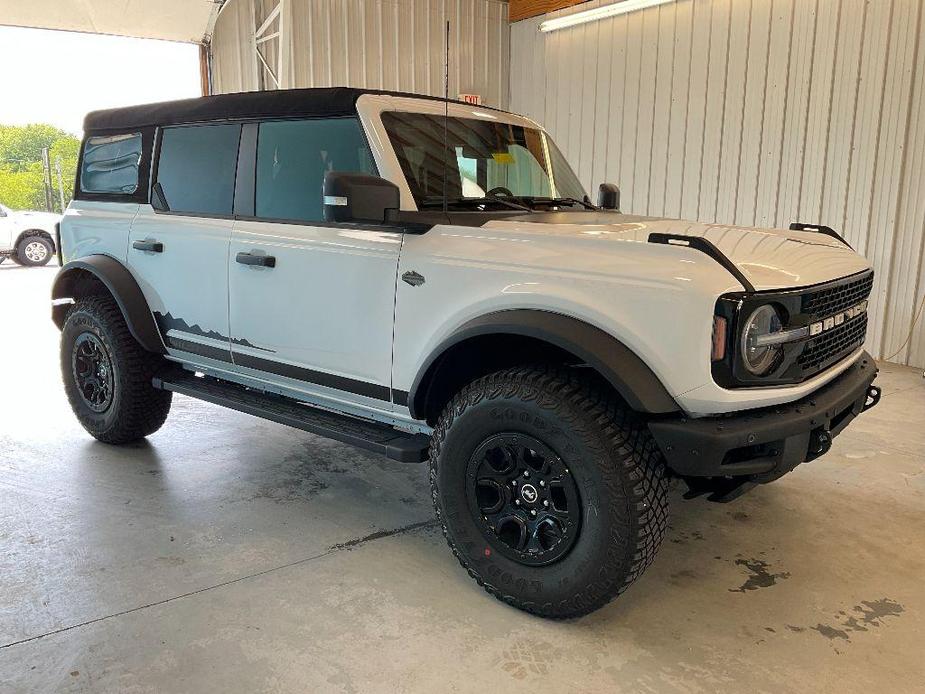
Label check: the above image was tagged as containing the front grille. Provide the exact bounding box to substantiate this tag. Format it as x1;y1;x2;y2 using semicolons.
801;271;873;319
714;270;874;388
796;271;873;377
798;313;868;373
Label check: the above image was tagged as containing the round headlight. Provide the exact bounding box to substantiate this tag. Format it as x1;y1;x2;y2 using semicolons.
741;304;783;375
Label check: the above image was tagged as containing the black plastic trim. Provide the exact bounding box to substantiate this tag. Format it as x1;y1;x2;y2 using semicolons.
165;336;232;363
54;222;63;266
648;232;756;292
650;352;878;478
51;256;165;354
408;309;679;418
789;222;853;250
232;352;392;402
233;123;258;217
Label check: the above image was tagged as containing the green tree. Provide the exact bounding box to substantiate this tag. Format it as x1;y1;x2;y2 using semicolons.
0;124;80;212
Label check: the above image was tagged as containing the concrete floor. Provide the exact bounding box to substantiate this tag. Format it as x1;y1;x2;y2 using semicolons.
0;263;923;694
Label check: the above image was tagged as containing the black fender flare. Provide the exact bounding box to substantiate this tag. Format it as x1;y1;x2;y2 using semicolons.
51;255;165;354
407;309;679;418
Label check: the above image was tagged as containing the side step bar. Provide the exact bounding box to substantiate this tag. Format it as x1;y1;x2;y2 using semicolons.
153;369;430;463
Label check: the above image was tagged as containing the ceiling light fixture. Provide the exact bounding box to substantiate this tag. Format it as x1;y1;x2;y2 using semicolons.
539;0;676;33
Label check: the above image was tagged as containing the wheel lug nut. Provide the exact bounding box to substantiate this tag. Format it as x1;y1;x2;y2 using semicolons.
539;480;545;487
514;499;521;505
530;509;537;516
543;500;549;507
523;471;530;478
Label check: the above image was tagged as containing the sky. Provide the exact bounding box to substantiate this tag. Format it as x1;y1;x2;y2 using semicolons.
0;26;201;136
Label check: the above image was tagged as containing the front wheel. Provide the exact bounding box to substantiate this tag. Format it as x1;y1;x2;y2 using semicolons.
61;295;172;443
430;365;669;618
16;235;53;266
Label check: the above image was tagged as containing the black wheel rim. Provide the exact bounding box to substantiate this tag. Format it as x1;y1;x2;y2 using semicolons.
72;332;114;413
465;433;581;566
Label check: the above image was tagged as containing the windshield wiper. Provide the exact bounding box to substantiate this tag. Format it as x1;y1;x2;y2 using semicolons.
470;195;596;211
551;197;598;210
419;196;531;212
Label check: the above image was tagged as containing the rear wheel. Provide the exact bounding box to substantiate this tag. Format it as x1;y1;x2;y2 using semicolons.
430;364;669;618
61;295;172;443
16;235;52;266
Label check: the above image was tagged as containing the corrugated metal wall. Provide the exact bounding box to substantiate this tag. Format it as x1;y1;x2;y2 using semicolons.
212;0;511;108
512;0;925;367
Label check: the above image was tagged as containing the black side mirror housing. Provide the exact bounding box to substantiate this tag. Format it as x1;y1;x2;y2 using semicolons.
323;172;400;224
597;183;620;211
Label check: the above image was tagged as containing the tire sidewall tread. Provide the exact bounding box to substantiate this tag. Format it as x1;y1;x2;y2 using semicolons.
61;295;171;444
430;364;669;619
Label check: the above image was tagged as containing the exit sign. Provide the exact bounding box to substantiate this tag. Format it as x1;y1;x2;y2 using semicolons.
458;93;482;105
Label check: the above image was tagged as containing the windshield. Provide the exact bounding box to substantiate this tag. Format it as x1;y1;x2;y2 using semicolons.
381;111;587;208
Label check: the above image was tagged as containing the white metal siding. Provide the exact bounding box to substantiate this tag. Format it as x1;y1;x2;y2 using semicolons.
211;0;510;108
512;0;925;367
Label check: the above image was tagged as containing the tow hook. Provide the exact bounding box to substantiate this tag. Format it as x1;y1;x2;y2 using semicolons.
863;385;882;412
807;428;833;461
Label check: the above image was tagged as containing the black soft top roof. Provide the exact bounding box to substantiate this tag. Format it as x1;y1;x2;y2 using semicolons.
83;87;505;133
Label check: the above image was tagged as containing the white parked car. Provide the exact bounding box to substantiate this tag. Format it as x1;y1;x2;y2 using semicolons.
53;88;881;618
0;202;60;266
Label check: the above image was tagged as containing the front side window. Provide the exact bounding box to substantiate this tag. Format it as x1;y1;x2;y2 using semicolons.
80;132;142;194
381;112;586;208
255;118;376;222
155;124;240;215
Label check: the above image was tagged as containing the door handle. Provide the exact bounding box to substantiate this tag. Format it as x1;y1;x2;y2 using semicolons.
236;251;276;268
132;239;163;253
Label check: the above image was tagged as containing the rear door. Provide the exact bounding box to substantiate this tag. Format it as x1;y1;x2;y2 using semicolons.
228;117;402;409
128;123;241;363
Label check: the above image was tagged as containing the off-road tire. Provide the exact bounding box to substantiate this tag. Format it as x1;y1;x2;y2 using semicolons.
61;295;172;443
16;235;53;267
430;364;669;619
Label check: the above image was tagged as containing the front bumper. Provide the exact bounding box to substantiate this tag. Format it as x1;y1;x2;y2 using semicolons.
649;352;880;482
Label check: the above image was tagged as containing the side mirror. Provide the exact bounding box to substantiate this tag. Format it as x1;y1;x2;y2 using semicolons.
597;183;620;211
323;172;400;224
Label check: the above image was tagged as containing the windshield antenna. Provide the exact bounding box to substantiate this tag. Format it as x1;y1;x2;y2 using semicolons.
443;15;450;215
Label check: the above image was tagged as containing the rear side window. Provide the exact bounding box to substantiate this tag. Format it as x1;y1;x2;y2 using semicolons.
80;133;143;194
255;118;376;223
155;124;241;215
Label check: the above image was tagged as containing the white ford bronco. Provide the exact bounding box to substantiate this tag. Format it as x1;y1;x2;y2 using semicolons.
54;88;881;618
0;202;59;266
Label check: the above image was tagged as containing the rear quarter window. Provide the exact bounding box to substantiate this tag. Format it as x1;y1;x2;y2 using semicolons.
80;133;143;194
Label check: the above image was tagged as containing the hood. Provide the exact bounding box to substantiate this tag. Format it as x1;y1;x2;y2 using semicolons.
486;212;871;291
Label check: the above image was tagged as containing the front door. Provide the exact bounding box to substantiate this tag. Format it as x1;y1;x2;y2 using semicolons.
128;123;241;363
227;117;401;409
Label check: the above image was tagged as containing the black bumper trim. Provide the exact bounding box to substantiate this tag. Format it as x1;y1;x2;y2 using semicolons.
649;352;879;478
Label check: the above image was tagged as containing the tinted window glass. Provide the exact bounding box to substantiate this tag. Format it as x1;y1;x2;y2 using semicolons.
156;124;240;215
80;133;142;194
381;112;586;207
255;118;376;222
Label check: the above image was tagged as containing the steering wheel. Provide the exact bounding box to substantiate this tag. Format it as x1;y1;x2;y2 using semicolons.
487;186;514;197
